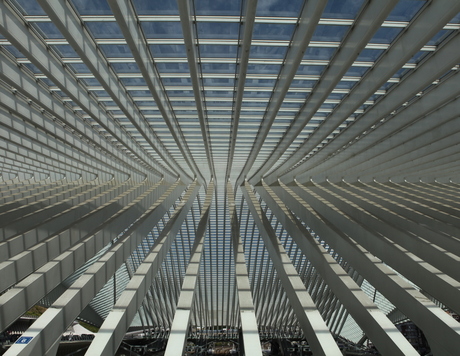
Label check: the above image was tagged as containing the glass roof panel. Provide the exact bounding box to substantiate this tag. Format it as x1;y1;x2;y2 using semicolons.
85;22;124;39
386;0;426;21
290;80;316;88
163;77;192;85
51;45;80;58
247;64;282;74
110;62;141;73
303;47;337;60
252;23;296;41
168;90;195;97
250;46;288;59
427;29;454;46
344;66;370;77
22;62;42;73
407;50;429;64
128;90;153;97
99;44;133;57
33;22;64;39
141;22;184;39
70;0;113;15
255;0;304;17
197;22;240;40
199;44;238;58
312;25;350;42
201;63;236;74
203;78;235;87
3;45;26;58
336;80;358;89
120;78;146;86
132;0;179;15
356;49;385;62
296;65;327;75
194;0;242;16
245;78;276;87
81;78;102;86
68;63;92;73
12;0;46;15
449;12;460;23
150;44;187;57
285;92;309;99
370;27;403;44
321;0;366;19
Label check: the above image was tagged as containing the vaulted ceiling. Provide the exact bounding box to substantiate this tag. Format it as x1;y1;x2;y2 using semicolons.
1;0;460;355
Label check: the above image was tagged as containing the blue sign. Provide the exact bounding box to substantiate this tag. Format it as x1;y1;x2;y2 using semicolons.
16;336;33;344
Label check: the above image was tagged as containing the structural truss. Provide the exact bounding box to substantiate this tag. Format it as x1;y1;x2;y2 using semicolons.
0;0;460;355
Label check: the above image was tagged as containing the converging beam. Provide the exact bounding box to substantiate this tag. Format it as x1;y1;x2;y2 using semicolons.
85;180;201;355
242;181;342;356
164;181;215;356
227;181;263;356
256;181;418;356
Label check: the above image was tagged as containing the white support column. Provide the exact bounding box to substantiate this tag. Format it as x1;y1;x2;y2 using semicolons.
271;181;460;355
163;181;214;356
227;182;263;356
3;180;189;355
353;181;460;238
292;181;460;314
256;181;418;356
0;179;159;294
309;182;460;281
0;180;181;332
242;181;342;356
83;180;201;355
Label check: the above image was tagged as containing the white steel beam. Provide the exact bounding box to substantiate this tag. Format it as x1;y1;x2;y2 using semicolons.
297;68;460;183
326;181;460;256
177;0;216;180
271;0;460;184
247;0;398;185
108;0;206;185
256;181;418;355
3;180;188;355
236;0;329;186
36;0;191;183
242;181;342;356
84;180;201;356
227;181;263;356
0;52;161;181
163;181;214;356
270;181;460;354
293;181;460;314
0;180;181;332
0;2;178;182
308;181;460;281
225;0;258;181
